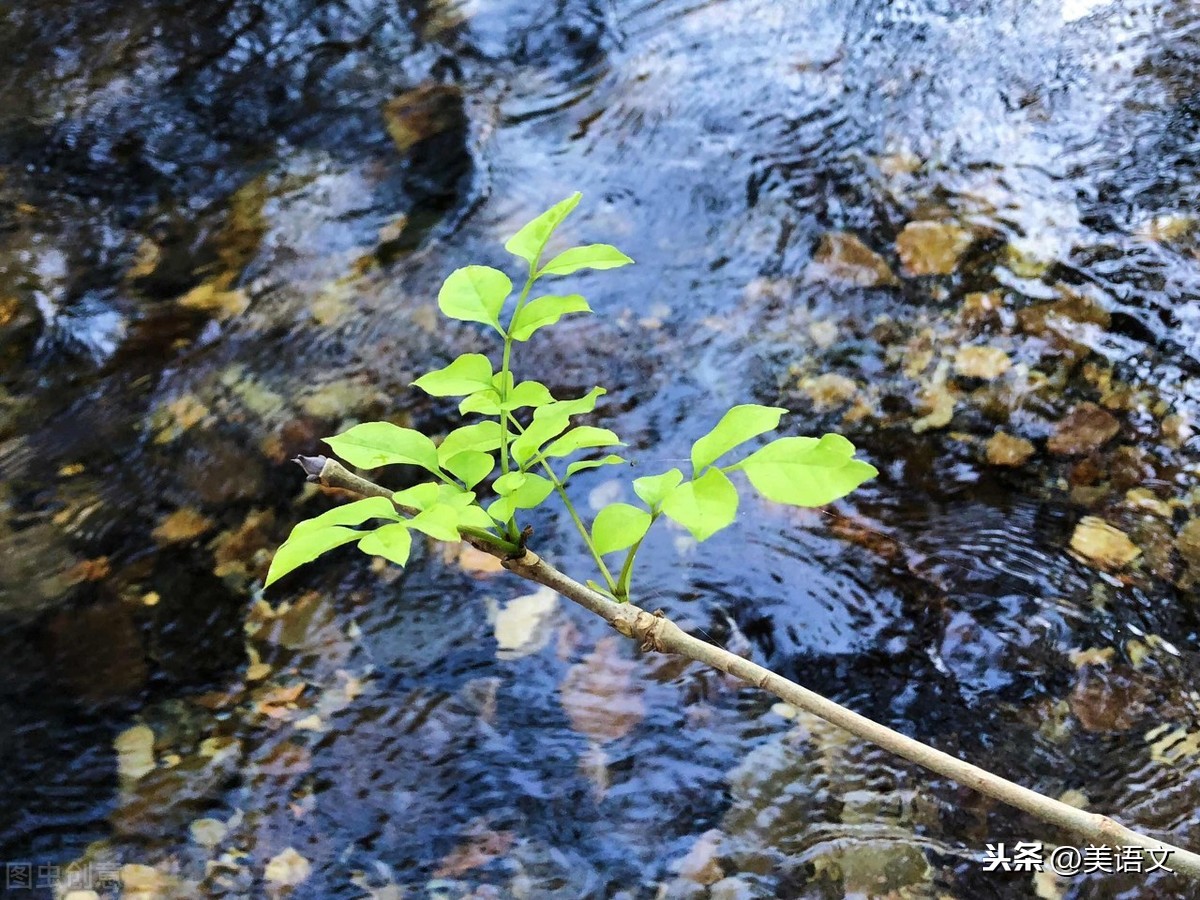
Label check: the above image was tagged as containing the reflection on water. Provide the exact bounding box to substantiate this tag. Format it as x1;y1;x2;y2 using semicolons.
2;0;1200;896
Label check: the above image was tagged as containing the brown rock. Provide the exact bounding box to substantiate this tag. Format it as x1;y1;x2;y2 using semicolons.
0;524;85;619
954;345;1011;380
1136;214;1196;243
1068;455;1105;487
560;637;644;743
1161;414;1194;448
212;509;276;581
801;373;858;409
120;864;178;898
911;381;956;433
434;822;515;879
1137;517;1178;581
383;84;464;154
152;508;216;545
805;232;898;287
126;237;162;281
986;432;1035;467
1109;445;1153;491
264;848;312;887
47;599;148;700
1069;666;1149;732
1176;520;1200;570
1069;516;1141;569
1047;403;1120;456
675;829;726;886
177;276;249;321
1017;289;1110;362
959;291;1003;327
895;221;972;275
0;295;20;327
184;435;266;504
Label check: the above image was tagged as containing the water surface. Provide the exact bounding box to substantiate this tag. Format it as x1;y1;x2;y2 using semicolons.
2;0;1199;896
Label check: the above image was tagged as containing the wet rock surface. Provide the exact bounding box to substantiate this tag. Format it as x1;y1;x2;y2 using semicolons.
2;0;1200;897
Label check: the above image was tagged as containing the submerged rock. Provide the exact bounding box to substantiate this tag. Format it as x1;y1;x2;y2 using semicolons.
383;84;465;154
800;373;859;410
1069;516;1141;569
264;848;312;887
1047;402;1120;456
954;345;1011;380
47;599;149;701
1176;519;1200;574
895;221;972;275
804;232;898;287
0;523;81;619
958;290;1004;327
986;431;1035;466
560;636;645;743
114;724;157;782
1069;664;1150;732
152;508;216;545
1016;289;1111;360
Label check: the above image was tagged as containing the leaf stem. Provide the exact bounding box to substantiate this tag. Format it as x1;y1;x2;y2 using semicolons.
498;412;619;594
460;525;518;554
497;271;538;541
615;511;658;601
539;455;620;595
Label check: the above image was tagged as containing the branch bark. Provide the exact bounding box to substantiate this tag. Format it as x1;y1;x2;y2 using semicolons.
300;455;1200;879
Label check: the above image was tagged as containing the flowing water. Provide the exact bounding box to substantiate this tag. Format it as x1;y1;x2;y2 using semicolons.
2;0;1199;897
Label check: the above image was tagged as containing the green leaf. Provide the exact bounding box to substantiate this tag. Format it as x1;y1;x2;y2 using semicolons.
541;426;624;458
691;404;787;472
408;504;461;542
437;266;511;329
550;386;606;418
413;354;494;397
456;504;497;531
493;471;528;495
509;295;591;341
539;244;634;276
731;434;877;507
505;193;582;267
438;421;503;465
632;469;683;509
487;473;554;521
510;388;606;466
591;503;651;555
358;524;412;567
487;495;516;523
492;472;552;507
435;484;478;509
442;450;494;489
661;468;739;541
266;525;363;586
325;422;441;474
565;454;625;479
458;390;501;416
462;379;554;415
511;412;572;466
289;496;401;535
504;380;555;410
391;483;440;512
510;473;554;508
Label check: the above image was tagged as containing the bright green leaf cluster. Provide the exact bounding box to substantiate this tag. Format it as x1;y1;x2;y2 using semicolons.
267;193;877;603
324;422;440;474
510;295;590;341
437;266;510;332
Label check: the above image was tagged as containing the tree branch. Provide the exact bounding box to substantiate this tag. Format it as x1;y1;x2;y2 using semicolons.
302;455;1200;878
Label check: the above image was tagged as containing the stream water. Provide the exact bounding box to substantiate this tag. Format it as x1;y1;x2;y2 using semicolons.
2;0;1199;897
